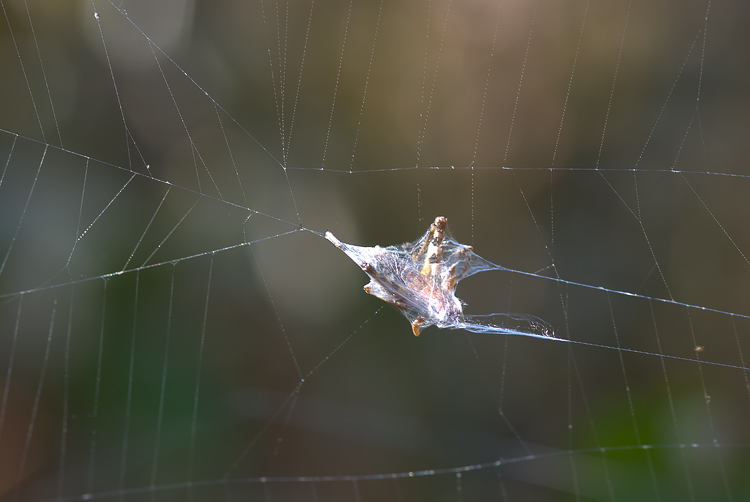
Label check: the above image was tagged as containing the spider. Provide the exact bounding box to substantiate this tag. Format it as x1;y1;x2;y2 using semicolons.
326;216;556;339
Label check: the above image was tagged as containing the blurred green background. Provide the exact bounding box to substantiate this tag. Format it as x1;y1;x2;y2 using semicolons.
0;0;749;500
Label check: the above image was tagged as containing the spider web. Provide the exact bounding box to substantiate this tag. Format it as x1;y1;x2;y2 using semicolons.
0;0;749;500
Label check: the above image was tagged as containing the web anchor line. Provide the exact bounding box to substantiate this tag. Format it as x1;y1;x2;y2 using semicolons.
1;225;750;351
1;234;748;376
2;128;748;234
48;442;750;502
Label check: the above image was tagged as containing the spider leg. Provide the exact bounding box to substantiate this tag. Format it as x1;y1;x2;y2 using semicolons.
411;315;426;336
443;246;473;291
326;231;386;277
364;282;409;310
325;231;346;250
413;222;436;260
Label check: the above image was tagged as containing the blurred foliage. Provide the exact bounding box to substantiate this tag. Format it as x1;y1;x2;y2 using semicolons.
0;0;749;500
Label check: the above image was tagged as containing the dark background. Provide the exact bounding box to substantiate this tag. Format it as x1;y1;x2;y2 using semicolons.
0;0;749;500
